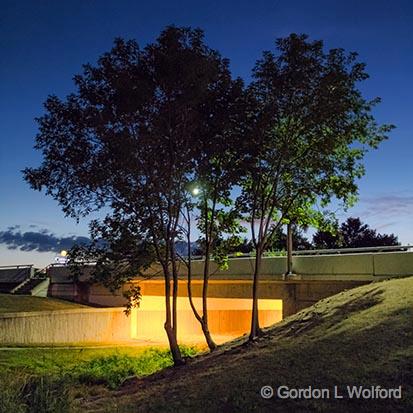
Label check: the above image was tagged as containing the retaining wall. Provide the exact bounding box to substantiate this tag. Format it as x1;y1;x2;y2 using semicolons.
0;307;130;345
0;297;282;345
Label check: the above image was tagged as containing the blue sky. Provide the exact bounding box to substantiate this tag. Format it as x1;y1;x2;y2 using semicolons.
1;0;412;267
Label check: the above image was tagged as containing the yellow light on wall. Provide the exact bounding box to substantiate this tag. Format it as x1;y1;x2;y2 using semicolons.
130;295;283;344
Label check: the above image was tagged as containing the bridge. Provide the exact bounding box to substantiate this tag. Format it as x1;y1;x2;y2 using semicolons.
44;247;413;343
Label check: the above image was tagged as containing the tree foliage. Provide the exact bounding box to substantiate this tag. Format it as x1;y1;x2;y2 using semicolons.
24;26;242;364
313;217;400;249
237;33;393;338
23;28;394;351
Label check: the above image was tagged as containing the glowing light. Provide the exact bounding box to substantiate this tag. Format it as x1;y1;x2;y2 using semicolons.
60;250;68;257
192;187;201;196
130;295;282;344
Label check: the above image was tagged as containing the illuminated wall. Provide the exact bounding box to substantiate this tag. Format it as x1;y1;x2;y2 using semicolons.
131;296;282;344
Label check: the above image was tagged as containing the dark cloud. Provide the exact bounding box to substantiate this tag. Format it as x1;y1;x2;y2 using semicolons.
0;229;91;253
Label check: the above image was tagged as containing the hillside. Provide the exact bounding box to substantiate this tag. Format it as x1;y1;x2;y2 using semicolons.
84;276;413;412
0;294;89;314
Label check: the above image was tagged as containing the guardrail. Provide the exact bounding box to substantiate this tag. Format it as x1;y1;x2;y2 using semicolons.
190;245;413;260
292;245;412;255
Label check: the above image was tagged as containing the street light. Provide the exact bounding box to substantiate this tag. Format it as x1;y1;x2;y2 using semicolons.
192;187;201;196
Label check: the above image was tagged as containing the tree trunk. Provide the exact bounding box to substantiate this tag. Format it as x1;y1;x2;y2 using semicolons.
184;205;216;351
164;270;183;365
250;248;262;340
172;263;178;342
202;255;217;350
286;222;293;276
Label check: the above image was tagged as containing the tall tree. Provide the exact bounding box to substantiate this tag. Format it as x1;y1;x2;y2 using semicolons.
23;26;239;364
313;217;399;248
267;224;311;252
238;34;393;339
312;227;341;249
179;58;245;351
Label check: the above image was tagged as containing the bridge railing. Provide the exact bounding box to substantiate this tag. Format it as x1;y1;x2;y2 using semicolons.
291;245;412;255
190;245;412;260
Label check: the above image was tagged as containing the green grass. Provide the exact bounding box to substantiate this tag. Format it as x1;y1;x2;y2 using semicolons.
0;294;89;314
0;346;198;387
0;345;198;413
84;276;413;412
2;277;412;412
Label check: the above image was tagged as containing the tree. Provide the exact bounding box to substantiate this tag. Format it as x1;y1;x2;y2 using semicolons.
238;34;393;339
178;59;246;351
313;217;399;248
23;26;240;364
267;225;311;252
312;228;341;249
282;199;340;275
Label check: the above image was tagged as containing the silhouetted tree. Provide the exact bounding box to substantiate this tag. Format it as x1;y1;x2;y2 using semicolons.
268;226;311;251
23;26;241;364
238;34;393;339
313;217;399;248
312;229;341;249
179;58;246;351
341;217;399;248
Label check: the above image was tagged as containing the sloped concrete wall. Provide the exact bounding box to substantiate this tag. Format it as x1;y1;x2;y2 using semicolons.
0;298;282;345
0;308;130;345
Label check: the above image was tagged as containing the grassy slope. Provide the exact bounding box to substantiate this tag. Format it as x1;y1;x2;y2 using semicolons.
0;294;89;314
85;277;413;413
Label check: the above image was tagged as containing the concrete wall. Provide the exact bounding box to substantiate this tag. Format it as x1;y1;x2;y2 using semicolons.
137;278;368;318
0;298;282;345
6;251;411;346
45;251;412;335
180;251;413;279
0;307;130;345
48;251;413;285
131;296;282;344
31;278;50;297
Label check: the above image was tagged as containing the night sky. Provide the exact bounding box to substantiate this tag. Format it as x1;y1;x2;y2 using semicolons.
1;0;412;266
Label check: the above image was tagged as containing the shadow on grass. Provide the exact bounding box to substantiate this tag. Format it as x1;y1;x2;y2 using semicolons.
331;287;384;317
271;287;385;339
92;305;412;413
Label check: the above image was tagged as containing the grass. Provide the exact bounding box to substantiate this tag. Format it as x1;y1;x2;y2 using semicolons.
0;346;197;387
83;276;413;412
0;294;89;314
1;277;411;412
0;346;198;413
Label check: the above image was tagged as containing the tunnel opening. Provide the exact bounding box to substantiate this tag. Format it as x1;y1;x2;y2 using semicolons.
130;296;283;344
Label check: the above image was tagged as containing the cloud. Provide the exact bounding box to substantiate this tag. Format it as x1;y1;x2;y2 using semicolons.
374;222;398;231
360;194;413;220
0;229;91;253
